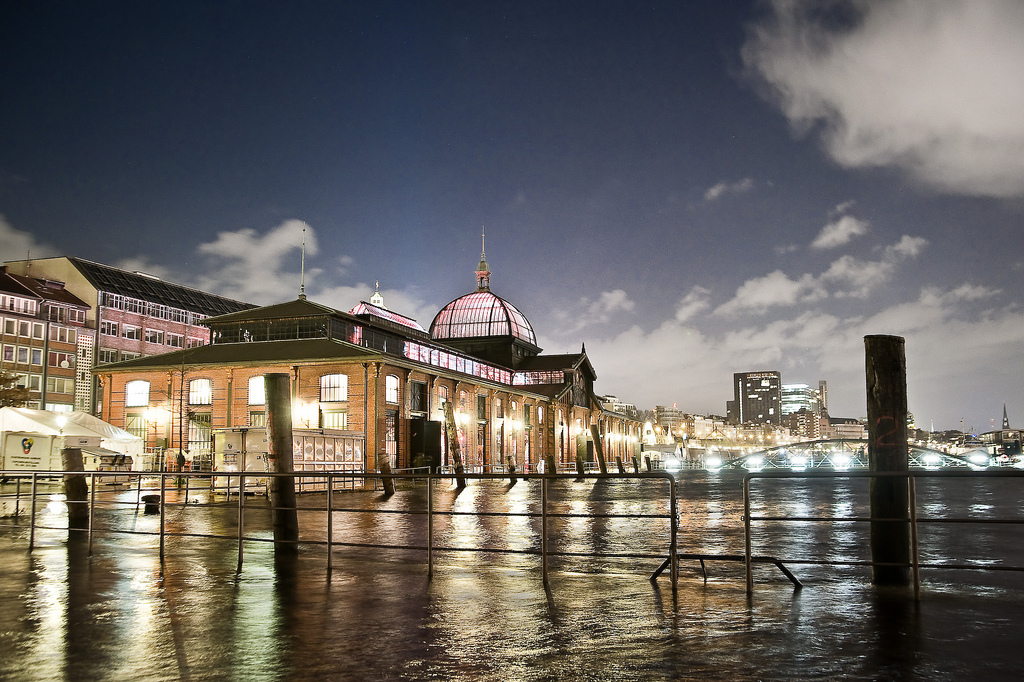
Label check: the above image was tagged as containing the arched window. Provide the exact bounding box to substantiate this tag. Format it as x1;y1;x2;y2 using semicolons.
125;380;150;407
248;375;265;405
320;374;348;402
385;375;399;404
188;378;212;405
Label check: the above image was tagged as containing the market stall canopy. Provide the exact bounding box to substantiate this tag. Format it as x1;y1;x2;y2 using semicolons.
0;407;143;456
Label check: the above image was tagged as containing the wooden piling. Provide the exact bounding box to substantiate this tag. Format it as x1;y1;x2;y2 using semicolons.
378;457;396;495
507;455;517;484
865;335;911;585
616;457;625;474
575;453;586;479
265;373;299;554
590;425;608;475
545;454;556;476
62;447;88;531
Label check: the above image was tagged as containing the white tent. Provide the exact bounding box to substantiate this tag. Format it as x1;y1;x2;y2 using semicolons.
0;407;143;457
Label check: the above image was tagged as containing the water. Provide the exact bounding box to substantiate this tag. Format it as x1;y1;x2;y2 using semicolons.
1;471;1023;680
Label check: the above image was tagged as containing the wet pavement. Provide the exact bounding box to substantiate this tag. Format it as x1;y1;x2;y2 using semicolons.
1;472;1023;680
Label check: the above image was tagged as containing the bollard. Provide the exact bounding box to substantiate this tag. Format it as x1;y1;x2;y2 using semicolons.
141;494;161;514
379;458;396;496
865;334;911;585
507;455;517;484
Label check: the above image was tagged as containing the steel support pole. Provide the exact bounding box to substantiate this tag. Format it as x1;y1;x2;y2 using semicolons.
327;476;334;572
909;475;920;601
427;475;434;578
237;473;245;570
159;474;166;561
542;476;549;584
88;473;96;555
28;473;37;550
744;476;753;595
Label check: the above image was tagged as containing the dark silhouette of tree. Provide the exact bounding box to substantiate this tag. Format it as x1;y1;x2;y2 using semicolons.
0;370;31;407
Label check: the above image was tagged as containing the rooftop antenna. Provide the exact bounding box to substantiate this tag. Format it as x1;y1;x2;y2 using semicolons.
298;225;307;300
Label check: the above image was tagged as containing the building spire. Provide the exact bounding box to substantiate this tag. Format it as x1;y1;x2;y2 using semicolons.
299;224;307;300
475;226;491;291
1003;403;1010;429
370;280;386;309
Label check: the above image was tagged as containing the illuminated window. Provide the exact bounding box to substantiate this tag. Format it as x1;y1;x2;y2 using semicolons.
125;380;150;407
321;410;347;429
385;375;399;404
188;378;212;405
320;374;348;402
248;375;265;405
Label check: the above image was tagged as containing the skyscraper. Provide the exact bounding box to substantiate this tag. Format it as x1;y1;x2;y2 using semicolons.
731;371;782;425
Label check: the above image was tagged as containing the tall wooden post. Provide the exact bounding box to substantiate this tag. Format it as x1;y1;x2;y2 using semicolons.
442;401;467;488
590;424;608;475
865;335;910;585
265;373;299;554
62;447;88;531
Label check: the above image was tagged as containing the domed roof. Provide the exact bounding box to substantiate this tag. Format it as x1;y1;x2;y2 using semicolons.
430;290;537;346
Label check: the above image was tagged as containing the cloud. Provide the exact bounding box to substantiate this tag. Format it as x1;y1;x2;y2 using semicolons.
572;282;1023;430
0;214;57;260
704;177;755;201
715;270;826;315
553;289;636;335
811;214;869;249
192;220;316;304
719;233;929;309
744;0;1024;197
675;287;711;323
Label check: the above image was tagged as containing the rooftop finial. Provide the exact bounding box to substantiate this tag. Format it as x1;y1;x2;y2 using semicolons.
370;280;386;309
299;225;307;300
476;226;491;291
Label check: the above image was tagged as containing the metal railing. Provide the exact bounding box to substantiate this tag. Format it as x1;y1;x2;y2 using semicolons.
0;469;680;586
743;469;1024;598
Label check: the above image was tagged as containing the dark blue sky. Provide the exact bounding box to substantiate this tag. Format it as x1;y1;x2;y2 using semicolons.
2;1;1023;430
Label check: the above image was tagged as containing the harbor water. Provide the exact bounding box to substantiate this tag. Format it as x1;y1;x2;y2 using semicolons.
1;470;1023;680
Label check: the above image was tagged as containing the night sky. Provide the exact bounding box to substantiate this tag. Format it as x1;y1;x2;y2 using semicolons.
2;1;1022;432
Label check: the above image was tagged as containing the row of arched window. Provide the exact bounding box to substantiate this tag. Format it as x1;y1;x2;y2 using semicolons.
123;373;356;407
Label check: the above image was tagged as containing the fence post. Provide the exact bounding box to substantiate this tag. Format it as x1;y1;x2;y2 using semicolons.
29;473;38;550
237;473;245;570
327;475;334;572
542;476;549;584
744;476;753;595
427;475;434;578
159;474;166;562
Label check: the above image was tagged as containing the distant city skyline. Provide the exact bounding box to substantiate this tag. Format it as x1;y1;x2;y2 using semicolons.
2;1;1022;431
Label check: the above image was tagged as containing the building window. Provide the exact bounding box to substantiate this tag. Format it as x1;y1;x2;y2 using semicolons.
125;380;150;407
385;375;399;404
46;377;75;394
249;411;266;427
248;375;265;405
188;412;212;453
409;381;427;412
18;321;29;337
17;347;28;363
145;329;164;344
122;325;141;340
50;326;77;344
167;332;184;348
32;323;44;339
189;378;212;405
100;321;118;336
319;374;348;402
321;410;347;429
4;319;14;334
126;412;146;439
48;351;75;368
31;349;42;365
2;345;12;361
477;395;487;421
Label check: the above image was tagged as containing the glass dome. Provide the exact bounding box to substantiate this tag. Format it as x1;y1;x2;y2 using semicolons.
430;291;537;346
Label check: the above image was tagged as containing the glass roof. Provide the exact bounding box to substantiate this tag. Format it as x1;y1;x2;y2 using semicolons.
430;291;537;346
